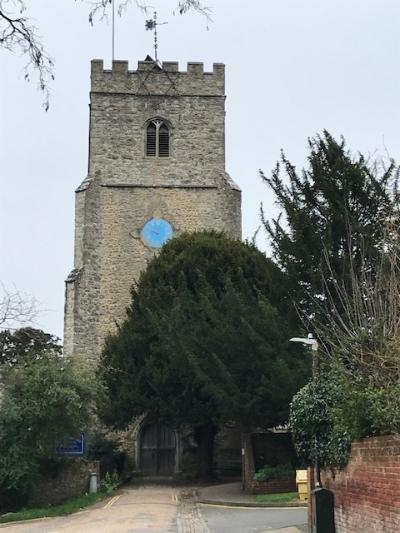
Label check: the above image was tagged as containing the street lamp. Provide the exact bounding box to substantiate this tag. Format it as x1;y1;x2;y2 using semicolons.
289;333;321;487
290;333;335;533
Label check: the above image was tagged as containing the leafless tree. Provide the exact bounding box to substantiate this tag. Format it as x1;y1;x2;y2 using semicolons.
87;1;212;29
0;283;38;330
309;220;400;386
0;0;54;110
1;0;211;110
87;0;148;24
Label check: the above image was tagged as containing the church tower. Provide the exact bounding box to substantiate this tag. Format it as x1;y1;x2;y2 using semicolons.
64;58;241;360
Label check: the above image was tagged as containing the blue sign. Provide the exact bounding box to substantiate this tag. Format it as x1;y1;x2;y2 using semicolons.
56;433;85;456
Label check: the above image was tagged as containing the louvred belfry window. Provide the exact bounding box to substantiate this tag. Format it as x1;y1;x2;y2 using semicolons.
146;122;157;156
146;120;170;157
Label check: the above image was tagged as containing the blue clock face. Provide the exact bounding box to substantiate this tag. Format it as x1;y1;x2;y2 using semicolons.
141;218;174;248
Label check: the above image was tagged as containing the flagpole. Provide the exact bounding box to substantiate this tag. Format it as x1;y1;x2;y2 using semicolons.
112;0;115;61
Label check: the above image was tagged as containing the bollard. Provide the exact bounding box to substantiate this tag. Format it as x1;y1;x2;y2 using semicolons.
312;487;335;533
89;472;98;494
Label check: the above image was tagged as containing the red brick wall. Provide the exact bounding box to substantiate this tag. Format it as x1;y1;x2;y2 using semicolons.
318;436;400;533
250;477;296;494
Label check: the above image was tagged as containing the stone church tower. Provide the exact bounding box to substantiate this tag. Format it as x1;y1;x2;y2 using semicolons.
64;57;241;361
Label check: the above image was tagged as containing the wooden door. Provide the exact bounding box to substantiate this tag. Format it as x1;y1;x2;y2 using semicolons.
140;424;176;475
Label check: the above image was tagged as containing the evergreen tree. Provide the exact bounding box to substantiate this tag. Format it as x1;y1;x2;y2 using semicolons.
0;355;92;511
0;327;61;366
98;232;308;479
261;131;399;321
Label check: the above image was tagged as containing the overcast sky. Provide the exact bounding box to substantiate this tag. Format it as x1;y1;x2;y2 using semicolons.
1;0;399;340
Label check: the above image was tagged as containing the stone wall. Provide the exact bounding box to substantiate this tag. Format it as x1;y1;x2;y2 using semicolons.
91;59;226;98
64;58;241;361
30;459;100;507
309;435;400;532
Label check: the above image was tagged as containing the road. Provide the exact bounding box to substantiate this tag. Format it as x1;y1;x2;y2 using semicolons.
200;505;307;533
0;485;307;533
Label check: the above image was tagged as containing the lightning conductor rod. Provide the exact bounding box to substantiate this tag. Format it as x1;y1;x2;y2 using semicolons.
111;0;115;61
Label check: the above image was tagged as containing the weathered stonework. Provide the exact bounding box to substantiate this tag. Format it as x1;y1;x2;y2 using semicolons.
64;58;241;362
30;460;100;507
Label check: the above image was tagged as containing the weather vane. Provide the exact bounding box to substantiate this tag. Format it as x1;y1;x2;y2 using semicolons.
145;11;168;62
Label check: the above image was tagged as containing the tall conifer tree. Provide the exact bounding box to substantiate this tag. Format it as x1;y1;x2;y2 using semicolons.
98;232;308;479
261;131;399;321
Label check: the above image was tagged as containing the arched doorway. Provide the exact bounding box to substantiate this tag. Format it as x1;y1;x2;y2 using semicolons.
140;424;176;475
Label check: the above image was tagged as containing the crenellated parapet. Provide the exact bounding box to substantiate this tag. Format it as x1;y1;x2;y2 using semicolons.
90;59;225;96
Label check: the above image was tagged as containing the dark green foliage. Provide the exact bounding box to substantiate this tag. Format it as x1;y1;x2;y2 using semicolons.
253;432;298;471
0;327;62;366
289;365;400;469
261;132;400;469
261;131;399;320
0;353;93;511
100;471;119;494
98;232;309;433
86;433;120;460
254;463;294;482
0;490;113;524
289;370;352;468
86;432;126;479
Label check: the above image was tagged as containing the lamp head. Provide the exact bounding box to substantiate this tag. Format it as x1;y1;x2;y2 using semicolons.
289;336;319;351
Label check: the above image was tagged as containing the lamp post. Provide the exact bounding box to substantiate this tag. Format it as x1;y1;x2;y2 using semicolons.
289;333;321;487
290;333;335;533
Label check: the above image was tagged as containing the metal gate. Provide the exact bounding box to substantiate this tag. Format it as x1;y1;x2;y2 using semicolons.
140;424;176;475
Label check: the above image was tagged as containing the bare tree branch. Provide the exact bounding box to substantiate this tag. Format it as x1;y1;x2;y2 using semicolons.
0;0;54;110
0;283;38;330
86;0;148;25
87;0;211;25
308;220;400;385
1;0;211;109
175;1;212;24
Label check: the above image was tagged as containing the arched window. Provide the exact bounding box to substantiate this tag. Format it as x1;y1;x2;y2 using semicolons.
146;119;170;157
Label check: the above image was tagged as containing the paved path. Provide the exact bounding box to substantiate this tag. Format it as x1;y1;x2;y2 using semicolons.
0;485;307;533
0;486;181;533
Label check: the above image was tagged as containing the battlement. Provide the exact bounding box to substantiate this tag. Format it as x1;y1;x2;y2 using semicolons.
90;59;225;96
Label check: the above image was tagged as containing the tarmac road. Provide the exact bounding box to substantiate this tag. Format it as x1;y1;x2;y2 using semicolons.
200;504;307;533
0;485;307;533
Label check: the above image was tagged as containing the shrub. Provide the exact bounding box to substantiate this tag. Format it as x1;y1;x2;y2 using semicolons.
86;432;126;479
289;366;400;469
101;471;119;494
289;370;352;469
254;463;294;482
0;356;93;512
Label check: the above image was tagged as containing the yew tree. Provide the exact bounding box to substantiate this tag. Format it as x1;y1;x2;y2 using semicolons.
98;231;308;479
261;131;399;322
